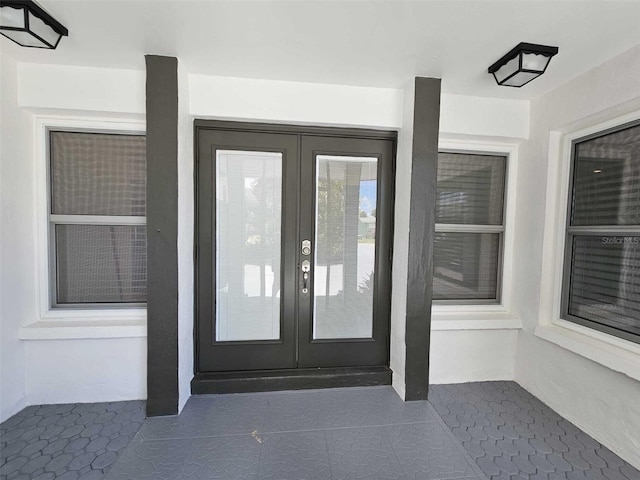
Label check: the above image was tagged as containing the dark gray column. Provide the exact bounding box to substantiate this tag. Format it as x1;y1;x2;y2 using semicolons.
146;55;179;416
405;77;441;401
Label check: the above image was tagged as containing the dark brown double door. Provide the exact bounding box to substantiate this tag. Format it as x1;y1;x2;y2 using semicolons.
196;122;394;374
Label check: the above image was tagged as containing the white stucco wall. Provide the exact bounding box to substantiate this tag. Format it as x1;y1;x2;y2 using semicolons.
440;93;529;139
177;60;194;413
189;74;404;129
430;329;517;384
513;44;640;468
18;63;145;114
389;78;416;400
2;63;148;420
25;338;146;406
0;52;31;421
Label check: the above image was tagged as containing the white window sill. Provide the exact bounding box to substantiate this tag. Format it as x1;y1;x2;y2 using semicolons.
20;318;147;340
40;307;146;320
431;311;522;331
534;322;640;382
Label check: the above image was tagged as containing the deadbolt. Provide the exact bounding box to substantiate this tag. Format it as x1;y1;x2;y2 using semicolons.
301;240;311;256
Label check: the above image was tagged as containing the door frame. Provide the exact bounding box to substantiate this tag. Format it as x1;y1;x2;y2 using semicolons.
192;120;397;393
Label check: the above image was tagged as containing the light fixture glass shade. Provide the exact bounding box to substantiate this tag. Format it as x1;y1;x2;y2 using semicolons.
488;42;558;88
521;52;551;71
27;10;59;45
493;56;520;83
0;4;24;27
501;71;540;87
0;1;67;49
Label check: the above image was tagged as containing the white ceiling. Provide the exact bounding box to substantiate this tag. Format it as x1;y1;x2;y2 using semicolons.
3;0;640;100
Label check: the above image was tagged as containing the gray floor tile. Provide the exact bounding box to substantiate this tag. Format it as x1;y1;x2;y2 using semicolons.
182;435;261;479
429;382;640;480
262;391;325;433
326;426;406;480
1;400;144;480
138;393;268;440
258;430;331;480
312;387;437;429
105;435;262;480
387;422;479;479
103;437;193;479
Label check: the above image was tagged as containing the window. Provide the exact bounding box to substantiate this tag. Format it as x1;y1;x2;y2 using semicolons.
49;130;147;307
433;152;507;302
562;120;640;344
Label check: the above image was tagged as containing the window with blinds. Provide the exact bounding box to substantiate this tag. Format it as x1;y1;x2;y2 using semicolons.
433;152;507;302
562;121;640;343
49;131;147;307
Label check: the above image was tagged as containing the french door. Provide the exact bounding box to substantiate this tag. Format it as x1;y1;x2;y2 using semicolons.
196;122;394;375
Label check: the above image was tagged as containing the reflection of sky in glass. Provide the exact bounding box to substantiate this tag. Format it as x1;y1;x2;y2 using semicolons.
360;180;377;215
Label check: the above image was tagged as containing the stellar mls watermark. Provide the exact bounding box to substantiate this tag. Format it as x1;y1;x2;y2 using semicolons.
601;236;640;245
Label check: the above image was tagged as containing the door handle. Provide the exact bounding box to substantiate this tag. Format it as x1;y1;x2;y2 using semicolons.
301;260;310;294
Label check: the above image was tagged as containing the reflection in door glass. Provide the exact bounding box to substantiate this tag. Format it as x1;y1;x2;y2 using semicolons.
216;150;282;341
314;156;377;339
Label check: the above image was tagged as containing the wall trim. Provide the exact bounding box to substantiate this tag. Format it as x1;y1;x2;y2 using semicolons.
20;320;146;340
535;324;640;381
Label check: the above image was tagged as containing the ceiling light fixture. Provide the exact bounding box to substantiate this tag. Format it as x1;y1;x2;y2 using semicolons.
488;42;558;88
0;0;67;49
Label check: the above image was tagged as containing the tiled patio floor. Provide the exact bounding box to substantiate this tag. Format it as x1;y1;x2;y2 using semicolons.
2;382;639;479
0;400;145;480
428;382;640;480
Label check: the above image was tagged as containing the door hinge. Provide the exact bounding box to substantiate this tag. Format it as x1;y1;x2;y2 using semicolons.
389;247;393;263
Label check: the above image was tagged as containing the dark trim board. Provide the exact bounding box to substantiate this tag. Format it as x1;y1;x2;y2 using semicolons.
191;367;392;394
194;120;397;141
145;55;179;417
404;77;441;401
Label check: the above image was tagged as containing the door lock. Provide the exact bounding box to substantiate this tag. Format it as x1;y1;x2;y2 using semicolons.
301;260;310;294
301;240;311;256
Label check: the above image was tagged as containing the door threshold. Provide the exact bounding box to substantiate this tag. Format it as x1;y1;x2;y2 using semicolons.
191;366;392;394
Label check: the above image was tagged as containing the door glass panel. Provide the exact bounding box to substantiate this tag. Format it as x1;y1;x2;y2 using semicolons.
313;155;377;339
216;150;282;341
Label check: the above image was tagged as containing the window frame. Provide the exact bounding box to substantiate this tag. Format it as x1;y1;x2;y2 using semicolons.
33;116;147;328
429;138;519;332
560;119;640;345
48;128;147;309
433;148;509;306
535;109;640;382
